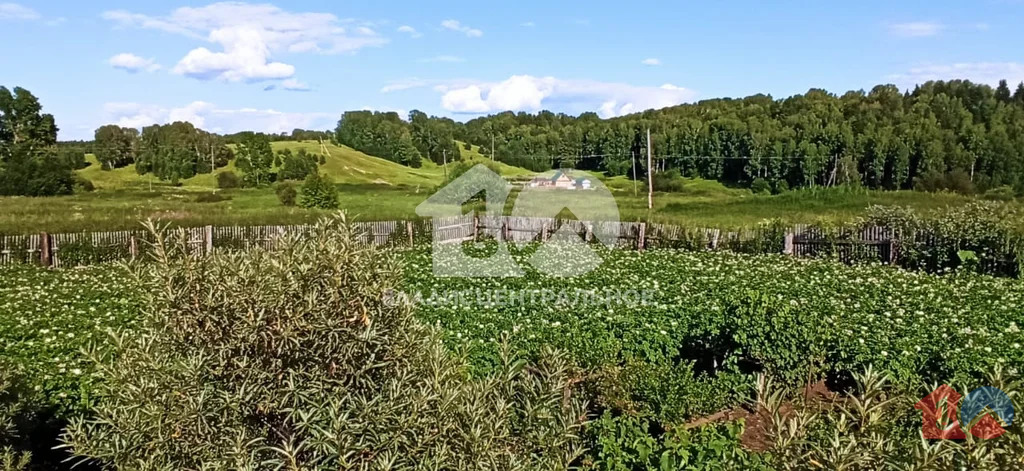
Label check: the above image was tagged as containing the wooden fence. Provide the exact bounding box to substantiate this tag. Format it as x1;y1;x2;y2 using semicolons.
0;214;902;268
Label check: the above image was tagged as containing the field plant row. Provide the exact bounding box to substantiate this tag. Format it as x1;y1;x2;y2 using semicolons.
404;241;1024;424
0;216;1022;468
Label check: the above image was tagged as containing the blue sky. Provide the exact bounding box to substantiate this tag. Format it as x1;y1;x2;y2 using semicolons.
1;0;1022;140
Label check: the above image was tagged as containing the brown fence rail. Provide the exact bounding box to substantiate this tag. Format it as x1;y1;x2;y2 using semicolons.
0;214;905;268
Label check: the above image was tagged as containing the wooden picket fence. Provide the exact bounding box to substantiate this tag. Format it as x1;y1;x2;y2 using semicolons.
0;214;902;268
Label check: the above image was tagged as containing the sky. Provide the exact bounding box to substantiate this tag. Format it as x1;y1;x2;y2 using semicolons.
1;0;1023;140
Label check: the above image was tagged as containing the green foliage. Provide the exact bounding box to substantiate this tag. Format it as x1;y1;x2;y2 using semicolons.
757;368;1024;470
651;169;685;192
134;122;231;183
276;148;318;181
407;242;1024;424
71;174;94;193
587;412;771;470
984;185;1017;201
0;86;73;196
914;168;975;194
773;179;790;194
57;239;131;267
750;178;771;194
298;173;339;209
92;125;137;169
451;80;1024;193
215;170;241;188
62;216;587;469
235;133;275;187
275;181;297;206
335;110;423;167
866;202;1024;276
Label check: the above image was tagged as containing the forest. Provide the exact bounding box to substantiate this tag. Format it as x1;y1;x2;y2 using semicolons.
337;79;1024;194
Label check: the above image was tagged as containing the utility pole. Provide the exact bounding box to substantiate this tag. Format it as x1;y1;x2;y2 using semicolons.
631;150;638;196
209;143;214;173
442;149;448;181
490;133;495;161
647;128;653;210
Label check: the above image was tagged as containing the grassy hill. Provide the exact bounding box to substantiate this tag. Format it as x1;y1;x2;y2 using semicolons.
76;140;535;191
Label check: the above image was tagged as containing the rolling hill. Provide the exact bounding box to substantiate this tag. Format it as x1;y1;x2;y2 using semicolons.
76;140;535;191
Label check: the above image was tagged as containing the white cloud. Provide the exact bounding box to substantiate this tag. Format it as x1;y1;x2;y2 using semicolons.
520;21;535;27
102;101;334;134
45;16;65;26
397;25;421;38
641;58;661;66
438;75;697;117
103;3;388;82
380;78;430;93
887;21;944;37
0;3;38;20
418;55;465;63
440;19;482;37
108;53;161;73
887;62;1024;88
281;78;311;91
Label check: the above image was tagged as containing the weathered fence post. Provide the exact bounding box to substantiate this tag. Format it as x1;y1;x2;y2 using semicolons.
585;223;593;243
406;221;414;246
205;225;214;255
783;232;794;255
710;229;720;250
637;223;646;252
502;218;509;241
129;235;138;260
541;222;549;242
473;215;479;242
39;232;52;267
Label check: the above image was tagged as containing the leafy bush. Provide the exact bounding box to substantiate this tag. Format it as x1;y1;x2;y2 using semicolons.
984;185;1017;201
276;148;318;181
750;178;771;195
298;173;339;209
71;175;94;193
0;367;30;471
193;192;231;203
62;216;587;469
215;170;240;189
463;142;472;150
651;169;685;192
587;412;771;470
773;179;790;194
275;182;297;206
865;202;1024;276
914;169;975;194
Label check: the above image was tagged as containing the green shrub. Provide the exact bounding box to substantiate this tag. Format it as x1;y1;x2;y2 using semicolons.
984;185;1017;201
0;367;30;471
587;412;771;470
298;173;339;209
275;182;297;206
463;142;472;150
750;178;771;195
773;179;790;194
193;192;231;203
215;171;240;189
62;216;586;469
71;175;94;193
651;169;685;192
276;149;318;181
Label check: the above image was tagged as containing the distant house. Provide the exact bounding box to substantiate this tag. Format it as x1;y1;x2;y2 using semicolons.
528;170;592;190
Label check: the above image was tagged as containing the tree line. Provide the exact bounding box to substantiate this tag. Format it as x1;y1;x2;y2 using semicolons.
335;79;1024;194
0;86;84;196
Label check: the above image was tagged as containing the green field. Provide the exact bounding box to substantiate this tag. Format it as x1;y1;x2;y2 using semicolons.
0;139;1004;234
